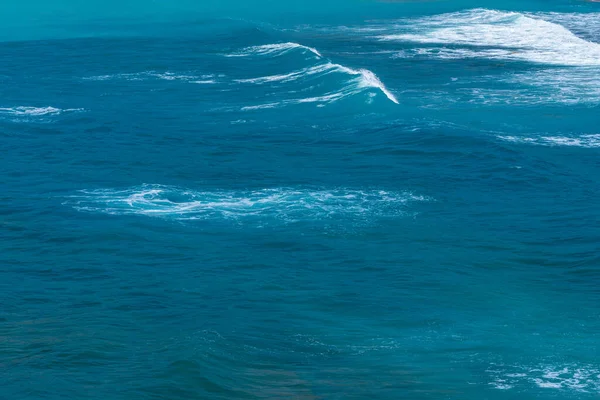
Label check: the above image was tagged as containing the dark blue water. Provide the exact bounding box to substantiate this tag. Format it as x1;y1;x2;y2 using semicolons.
2;1;600;398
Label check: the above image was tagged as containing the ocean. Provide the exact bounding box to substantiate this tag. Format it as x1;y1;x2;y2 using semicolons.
1;0;599;398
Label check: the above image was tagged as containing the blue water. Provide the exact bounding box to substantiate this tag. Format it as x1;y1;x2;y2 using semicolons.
2;1;600;398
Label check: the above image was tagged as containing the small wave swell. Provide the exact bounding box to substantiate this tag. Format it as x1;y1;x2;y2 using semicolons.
65;184;427;223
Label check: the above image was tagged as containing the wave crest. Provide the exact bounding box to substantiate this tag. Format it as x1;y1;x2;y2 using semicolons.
227;42;322;58
232;42;398;108
379;9;600;66
238;62;398;105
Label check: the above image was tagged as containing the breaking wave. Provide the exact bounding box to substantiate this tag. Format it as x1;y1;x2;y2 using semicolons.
231;43;398;108
379;9;600;66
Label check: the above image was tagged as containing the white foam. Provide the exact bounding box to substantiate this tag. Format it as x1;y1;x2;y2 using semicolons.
488;364;600;392
498;134;600;148
379;9;600;66
227;42;322;58
353;68;399;104
66;184;427;223
489;381;513;390
0;106;83;117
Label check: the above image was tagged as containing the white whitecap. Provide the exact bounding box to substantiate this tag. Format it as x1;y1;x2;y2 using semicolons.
488;363;600;392
379;9;600;66
351;67;399;104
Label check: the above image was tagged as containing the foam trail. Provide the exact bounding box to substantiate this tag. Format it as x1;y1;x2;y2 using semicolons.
227;42;322;58
66;184;428;222
84;72;217;83
498;134;600;148
379;9;600;66
0;106;83;117
241;103;281;111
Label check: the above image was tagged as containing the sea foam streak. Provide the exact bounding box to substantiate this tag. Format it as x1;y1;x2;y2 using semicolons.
227;42;322;58
0;106;81;116
498;134;600;148
66;184;427;222
84;72;218;83
379;9;600;66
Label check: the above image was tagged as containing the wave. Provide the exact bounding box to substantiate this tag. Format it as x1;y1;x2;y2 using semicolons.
65;184;427;223
82;43;397;109
350;67;398;104
226;42;322;58
0;106;83;117
487;363;600;392
238;62;398;105
498;134;600;148
233;44;398;108
379;9;600;66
